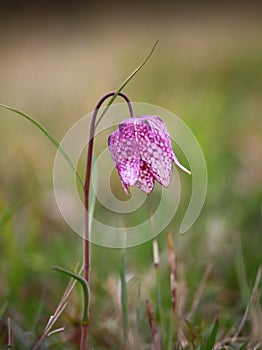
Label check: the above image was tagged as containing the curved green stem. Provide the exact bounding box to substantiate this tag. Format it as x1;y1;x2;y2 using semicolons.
52;266;90;325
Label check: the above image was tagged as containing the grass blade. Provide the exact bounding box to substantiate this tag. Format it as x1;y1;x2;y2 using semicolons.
0;103;83;187
153;239;161;324
166;232;177;314
52;266;90;325
146;299;161;350
239;340;249;350
0;302;8;320
205;320;219;350
7;318;14;349
0;198;30;228
135;278;141;347
120;252;129;347
95;41;158;128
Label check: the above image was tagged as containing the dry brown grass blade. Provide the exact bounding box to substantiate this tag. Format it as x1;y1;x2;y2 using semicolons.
32;263;83;350
8;317;14;349
215;265;262;348
232;265;262;342
254;342;262;350
187;264;212;320
146;299;161;350
153;239;160;270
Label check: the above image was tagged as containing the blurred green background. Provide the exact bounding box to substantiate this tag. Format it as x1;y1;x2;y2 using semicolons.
0;2;261;348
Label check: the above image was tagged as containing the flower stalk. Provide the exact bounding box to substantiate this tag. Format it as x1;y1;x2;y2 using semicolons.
82;92;134;348
83;92;134;282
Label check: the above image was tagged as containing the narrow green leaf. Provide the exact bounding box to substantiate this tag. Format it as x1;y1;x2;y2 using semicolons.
239;340;249;350
120;252;129;344
0;302;8;320
95;41;158;128
166;311;174;350
155;269;161;323
235;233;250;303
52;266;90;324
0;104;83;187
205;320;219;350
0;198;29;228
135;278;141;346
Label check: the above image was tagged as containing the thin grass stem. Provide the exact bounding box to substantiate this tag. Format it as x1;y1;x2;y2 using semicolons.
146;299;161;350
120;252;129;348
95;41;158;129
166;232;177;315
0;104;83;187
135;278;141;348
187;265;212;320
153;239;161;324
7;318;14;349
32;263;82;350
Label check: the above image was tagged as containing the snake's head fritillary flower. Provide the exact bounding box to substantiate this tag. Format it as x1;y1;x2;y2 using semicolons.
108;115;191;195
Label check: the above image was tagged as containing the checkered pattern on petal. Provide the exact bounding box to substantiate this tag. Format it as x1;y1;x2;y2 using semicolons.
135;160;155;193
146;115;170;135
135;116;174;187
108;120;140;189
108;114;191;194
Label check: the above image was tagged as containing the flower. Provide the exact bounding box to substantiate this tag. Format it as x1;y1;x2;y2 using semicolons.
108;115;191;194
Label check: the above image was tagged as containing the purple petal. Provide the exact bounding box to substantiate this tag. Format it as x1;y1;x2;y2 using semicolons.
120;178;130;195
145;115;169;134
108;120;140;187
135;116;174;187
135;160;155;193
147;116;191;174
108;130;120;164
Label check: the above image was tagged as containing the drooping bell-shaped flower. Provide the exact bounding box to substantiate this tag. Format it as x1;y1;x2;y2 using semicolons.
108;115;191;194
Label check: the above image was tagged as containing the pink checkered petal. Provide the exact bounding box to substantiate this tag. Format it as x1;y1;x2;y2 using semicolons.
146;116;191;175
135;117;174;187
108;120;140;187
108;114;191;195
145;115;169;135
120;178;130;195
108;129;120;164
135;160;155;193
